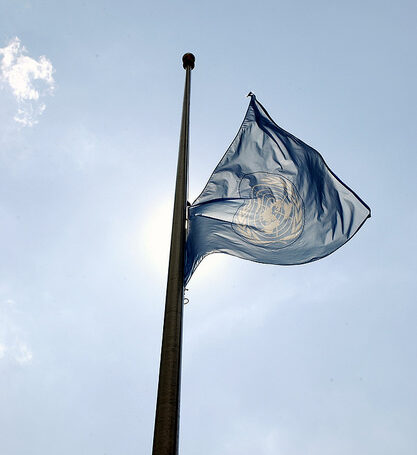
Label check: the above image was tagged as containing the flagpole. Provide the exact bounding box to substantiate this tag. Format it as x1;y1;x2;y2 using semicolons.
152;53;195;455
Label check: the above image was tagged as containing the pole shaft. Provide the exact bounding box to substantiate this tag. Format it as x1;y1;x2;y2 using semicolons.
152;54;194;455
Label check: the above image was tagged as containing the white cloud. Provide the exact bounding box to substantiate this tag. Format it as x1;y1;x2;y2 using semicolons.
0;37;55;126
0;297;33;366
14;343;33;365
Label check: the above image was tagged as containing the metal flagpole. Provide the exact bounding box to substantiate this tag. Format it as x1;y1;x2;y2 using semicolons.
152;53;195;455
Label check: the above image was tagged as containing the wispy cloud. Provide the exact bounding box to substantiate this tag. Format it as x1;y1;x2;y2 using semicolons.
14;343;33;365
0;37;55;126
0;298;33;366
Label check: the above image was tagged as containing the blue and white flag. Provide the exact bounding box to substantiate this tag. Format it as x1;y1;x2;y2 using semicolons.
185;94;370;283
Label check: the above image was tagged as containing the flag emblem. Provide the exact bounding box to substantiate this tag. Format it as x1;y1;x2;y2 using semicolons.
232;173;304;248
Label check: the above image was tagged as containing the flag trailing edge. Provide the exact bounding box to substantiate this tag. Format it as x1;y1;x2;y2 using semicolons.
185;94;370;284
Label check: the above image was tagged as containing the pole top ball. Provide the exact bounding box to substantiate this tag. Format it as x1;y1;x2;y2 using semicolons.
182;53;195;69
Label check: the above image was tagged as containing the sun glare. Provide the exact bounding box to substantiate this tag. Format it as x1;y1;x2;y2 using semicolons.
139;199;226;284
140;199;172;276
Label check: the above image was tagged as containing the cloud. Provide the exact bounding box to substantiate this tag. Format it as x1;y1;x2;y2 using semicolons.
0;297;33;365
0;37;55;126
14;343;33;365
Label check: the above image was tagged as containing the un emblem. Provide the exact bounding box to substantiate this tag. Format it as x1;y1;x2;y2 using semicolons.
232;173;304;248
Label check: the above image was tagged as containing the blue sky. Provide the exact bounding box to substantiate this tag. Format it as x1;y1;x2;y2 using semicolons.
0;1;416;454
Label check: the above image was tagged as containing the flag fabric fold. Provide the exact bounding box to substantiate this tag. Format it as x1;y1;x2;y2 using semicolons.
185;94;370;284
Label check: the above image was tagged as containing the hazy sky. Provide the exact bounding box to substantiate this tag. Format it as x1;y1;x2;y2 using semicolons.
0;1;416;454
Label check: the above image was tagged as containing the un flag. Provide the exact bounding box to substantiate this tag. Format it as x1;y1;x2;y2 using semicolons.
185;94;370;283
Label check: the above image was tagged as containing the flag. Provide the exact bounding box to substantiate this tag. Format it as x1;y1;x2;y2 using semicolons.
185;94;370;284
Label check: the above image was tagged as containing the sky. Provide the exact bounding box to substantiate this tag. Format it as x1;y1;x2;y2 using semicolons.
0;1;416;454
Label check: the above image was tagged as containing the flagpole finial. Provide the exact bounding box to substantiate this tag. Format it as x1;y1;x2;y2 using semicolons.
182;53;195;69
